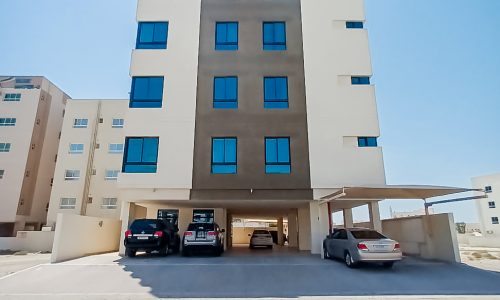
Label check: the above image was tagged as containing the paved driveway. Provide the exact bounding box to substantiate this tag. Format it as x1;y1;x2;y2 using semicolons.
0;246;499;299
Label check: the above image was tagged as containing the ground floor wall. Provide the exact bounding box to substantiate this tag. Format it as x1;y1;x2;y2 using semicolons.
0;231;54;252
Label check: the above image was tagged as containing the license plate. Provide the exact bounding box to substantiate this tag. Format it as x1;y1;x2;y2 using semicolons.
197;232;205;238
137;236;149;240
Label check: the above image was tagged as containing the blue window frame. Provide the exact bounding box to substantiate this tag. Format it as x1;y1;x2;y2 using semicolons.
358;137;378;147
130;77;164;108
212;138;237;174
0;118;16;126
215;22;238;51
122;137;159;173
263;22;286;50
213;77;238;109
3;93;21;102
346;21;364;29
492;217;499;225
351;76;371;85
264;77;288;109
265;137;291;174
136;22;168;49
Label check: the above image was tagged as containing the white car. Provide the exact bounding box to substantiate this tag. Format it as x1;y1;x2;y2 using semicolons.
249;229;274;249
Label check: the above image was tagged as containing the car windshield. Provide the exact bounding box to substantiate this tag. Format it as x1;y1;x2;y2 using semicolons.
130;220;161;231
187;223;215;231
350;230;386;240
253;230;270;235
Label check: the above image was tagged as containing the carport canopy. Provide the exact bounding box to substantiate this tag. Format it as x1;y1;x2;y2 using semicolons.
320;185;481;202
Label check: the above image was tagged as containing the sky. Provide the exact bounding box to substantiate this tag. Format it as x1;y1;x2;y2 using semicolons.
1;0;499;223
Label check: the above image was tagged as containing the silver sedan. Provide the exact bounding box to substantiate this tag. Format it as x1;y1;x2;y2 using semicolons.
323;228;402;268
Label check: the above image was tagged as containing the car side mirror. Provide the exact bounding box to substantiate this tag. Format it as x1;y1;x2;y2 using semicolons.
221;229;225;233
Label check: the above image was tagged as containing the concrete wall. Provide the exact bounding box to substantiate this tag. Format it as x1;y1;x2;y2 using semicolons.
51;214;121;263
382;213;460;263
458;234;500;248
0;231;54;252
298;206;311;251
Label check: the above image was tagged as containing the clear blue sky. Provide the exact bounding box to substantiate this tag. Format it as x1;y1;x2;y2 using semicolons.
1;0;499;223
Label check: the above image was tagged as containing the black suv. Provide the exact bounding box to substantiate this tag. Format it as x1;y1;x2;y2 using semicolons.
124;219;181;257
182;222;225;256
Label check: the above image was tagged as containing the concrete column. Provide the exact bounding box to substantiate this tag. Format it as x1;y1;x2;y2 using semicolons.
298;206;311;251
309;201;330;255
368;201;382;232
343;208;354;228
119;201;135;255
287;209;298;248
277;217;284;246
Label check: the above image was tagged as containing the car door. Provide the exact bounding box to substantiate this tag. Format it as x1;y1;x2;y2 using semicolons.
334;229;349;258
326;231;341;258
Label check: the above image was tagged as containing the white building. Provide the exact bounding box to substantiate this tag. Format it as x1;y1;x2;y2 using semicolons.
0;76;69;236
46;100;128;226
472;173;500;236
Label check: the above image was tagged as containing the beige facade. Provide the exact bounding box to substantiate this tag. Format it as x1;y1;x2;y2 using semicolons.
472;173;500;236
0;76;69;236
46;100;128;227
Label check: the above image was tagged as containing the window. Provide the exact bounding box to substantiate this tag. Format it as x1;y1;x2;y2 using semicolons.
211;138;237;174
358;137;378;147
485;186;493;193
16;78;31;84
213;77;238;109
73;119;88;128
0;143;11;152
193;209;215;223
101;198;118;209
60;198;76;209
265;137;291;174
112;118;124;128
0;170;4;179
3;93;21;102
264;77;288;109
69;143;84;154
15;79;33;89
492;217;499;225
130;77;164;108
105;170;120;180
122;137;159;173
136;22;168;49
215;22;238;50
351;76;371;85
263;22;286;50
64;170;80;181
488;201;496;209
0;118;16;126
346;21;364;29
109;143;124;153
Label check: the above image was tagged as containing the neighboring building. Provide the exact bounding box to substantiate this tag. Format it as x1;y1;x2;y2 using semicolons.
46;100;128;226
390;207;434;219
114;0;386;254
0;76;69;236
472;173;500;236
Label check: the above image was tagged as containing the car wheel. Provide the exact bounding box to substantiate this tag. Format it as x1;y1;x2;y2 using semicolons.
323;245;331;259
344;252;356;268
249;244;254;249
382;262;394;269
182;246;191;257
159;243;169;256
126;248;136;258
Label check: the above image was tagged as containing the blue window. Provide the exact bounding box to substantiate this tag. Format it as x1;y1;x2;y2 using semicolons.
264;77;288;109
215;22;238;51
136;22;168;49
3;94;21;101
265;137;291;174
212;138;237;174
0;118;16;126
130;77;164;108
351;76;371;85
263;22;286;50
122;137;159;173
492;217;499;225
358;137;378;147
346;21;364;29
214;77;238;109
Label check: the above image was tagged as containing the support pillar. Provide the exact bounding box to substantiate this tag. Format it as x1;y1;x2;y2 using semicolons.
368;201;382;232
343;208;354;228
309;201;330;255
287;209;298;248
277;217;284;246
119;201;136;255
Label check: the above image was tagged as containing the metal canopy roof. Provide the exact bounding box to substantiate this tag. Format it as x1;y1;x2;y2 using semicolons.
320;185;480;202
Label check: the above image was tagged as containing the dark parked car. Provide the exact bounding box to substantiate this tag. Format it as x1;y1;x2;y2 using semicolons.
182;222;225;256
124;219;181;257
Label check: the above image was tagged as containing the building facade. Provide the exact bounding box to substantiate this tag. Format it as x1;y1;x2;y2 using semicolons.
0;76;69;236
472;173;500;236
115;0;385;254
46;100;128;226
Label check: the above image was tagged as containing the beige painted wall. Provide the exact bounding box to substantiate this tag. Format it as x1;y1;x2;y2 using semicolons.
51;213;121;263
298;206;311;251
382;213;460;263
0;231;54;252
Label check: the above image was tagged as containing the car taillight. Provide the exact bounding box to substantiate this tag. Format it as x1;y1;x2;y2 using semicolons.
184;231;193;236
154;231;163;238
357;243;369;251
125;230;132;238
394;243;401;251
208;231;217;236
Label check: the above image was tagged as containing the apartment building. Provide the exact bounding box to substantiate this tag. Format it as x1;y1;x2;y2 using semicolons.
0;76;69;236
114;0;386;254
46;100;128;226
472;173;500;236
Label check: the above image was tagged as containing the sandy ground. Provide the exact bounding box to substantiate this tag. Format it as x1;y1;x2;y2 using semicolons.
460;245;500;272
